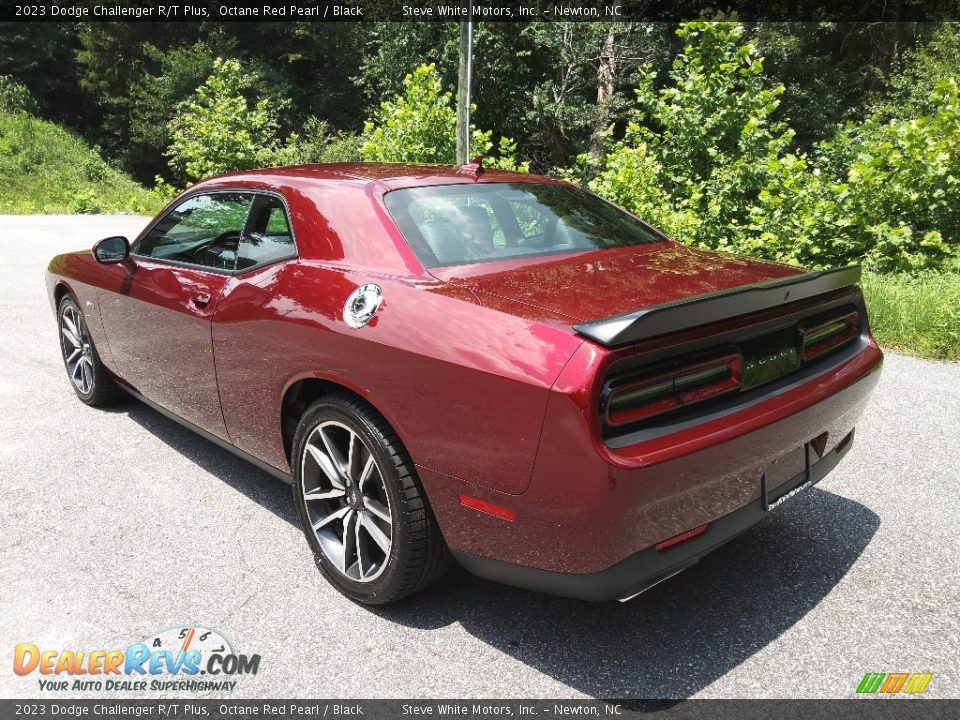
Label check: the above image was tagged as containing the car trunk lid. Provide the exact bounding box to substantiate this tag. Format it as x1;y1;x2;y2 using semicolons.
428;242;806;329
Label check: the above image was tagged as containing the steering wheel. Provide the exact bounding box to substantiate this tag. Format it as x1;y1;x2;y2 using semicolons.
192;230;240;269
207;230;241;245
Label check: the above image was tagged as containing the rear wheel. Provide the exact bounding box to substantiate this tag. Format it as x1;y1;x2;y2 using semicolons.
57;295;123;406
292;394;451;604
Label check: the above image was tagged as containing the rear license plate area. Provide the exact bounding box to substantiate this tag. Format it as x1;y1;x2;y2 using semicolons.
762;445;809;511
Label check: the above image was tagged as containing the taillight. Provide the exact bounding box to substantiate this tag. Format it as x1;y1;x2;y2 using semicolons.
605;352;742;427
799;310;859;363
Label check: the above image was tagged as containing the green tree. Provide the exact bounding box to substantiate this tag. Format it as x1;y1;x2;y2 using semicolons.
0;23;83;124
75;24;199;164
166;57;286;182
126;42;218;180
869;23;960;121
589;22;795;255
359;63;526;171
355;24;458;108
360;63;468;164
750;23;925;149
806;80;960;272
588;21;960;273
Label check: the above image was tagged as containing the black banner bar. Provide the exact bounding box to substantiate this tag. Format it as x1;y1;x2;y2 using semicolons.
1;0;959;23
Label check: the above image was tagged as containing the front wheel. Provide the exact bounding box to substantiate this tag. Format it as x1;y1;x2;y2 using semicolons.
57;295;123;406
292;394;451;605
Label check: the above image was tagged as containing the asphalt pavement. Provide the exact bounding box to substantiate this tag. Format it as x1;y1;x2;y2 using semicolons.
0;215;958;699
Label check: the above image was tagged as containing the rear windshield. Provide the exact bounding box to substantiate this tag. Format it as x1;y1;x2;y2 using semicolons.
383;182;665;268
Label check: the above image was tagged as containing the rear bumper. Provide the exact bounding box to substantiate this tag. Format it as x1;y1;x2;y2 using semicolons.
452;427;855;601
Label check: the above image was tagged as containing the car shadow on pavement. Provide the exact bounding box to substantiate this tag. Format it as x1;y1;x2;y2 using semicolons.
121;401;301;526
376;487;879;700
122;400;879;700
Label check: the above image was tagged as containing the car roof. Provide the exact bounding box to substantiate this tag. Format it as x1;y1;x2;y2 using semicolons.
196;163;565;190
178;163;569;276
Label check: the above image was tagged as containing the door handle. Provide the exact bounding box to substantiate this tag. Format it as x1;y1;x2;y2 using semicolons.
191;292;212;308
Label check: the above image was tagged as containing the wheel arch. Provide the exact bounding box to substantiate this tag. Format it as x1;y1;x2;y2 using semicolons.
279;372;412;466
53;280;76;307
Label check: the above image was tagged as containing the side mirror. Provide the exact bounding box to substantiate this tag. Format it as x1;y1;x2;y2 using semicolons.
93;236;129;264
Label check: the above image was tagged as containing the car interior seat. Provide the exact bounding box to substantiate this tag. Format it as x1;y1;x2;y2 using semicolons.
419;219;466;265
548;220;581;251
455;206;496;254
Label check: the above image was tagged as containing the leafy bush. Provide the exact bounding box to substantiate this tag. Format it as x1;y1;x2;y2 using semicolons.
0;75;36;114
360;63;527;171
585;22;960;274
360;63;475;164
283;117;361;164
82;146;111;182
587;22;796;255
484;136;530;173
69;187;104;214
746;80;960;273
827;81;959;272
147;175;179;208
167;57;288;182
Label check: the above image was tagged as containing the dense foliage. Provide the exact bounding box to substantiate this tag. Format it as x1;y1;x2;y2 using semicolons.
166;58;288;182
583;23;796;256
359;63;475;164
1;21;958;274
584;23;960;273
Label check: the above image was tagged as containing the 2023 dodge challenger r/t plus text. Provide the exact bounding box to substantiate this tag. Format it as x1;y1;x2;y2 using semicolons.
46;161;882;604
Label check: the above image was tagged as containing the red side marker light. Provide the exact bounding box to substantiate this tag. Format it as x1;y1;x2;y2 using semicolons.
459;494;516;522
655;523;709;552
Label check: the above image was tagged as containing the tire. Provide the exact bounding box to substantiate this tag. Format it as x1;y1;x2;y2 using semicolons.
292;393;451;604
57;294;124;407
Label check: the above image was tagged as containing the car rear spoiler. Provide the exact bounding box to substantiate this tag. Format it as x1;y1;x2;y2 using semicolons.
573;265;862;347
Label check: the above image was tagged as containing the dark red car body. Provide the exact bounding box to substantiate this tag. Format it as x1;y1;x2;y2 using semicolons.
46;163;883;601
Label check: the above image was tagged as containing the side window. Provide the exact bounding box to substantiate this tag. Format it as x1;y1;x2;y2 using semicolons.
137;193;254;271
237;195;297;271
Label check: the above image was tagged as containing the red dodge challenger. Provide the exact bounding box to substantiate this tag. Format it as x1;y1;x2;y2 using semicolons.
46;161;882;604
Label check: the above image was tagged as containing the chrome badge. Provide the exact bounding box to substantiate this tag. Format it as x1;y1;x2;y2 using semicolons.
343;284;383;329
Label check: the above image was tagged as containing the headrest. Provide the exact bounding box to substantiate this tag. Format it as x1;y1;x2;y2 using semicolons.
419;219;465;265
453;205;494;243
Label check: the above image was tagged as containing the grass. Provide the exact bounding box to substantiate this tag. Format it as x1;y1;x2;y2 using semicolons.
0;110;166;215
861;271;960;361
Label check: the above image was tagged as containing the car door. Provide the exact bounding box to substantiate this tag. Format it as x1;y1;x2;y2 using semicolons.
97;191;256;439
210;193;301;463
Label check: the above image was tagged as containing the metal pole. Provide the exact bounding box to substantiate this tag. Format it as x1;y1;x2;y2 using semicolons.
456;0;474;165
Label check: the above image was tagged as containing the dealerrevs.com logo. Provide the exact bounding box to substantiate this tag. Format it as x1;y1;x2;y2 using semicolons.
13;626;260;693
